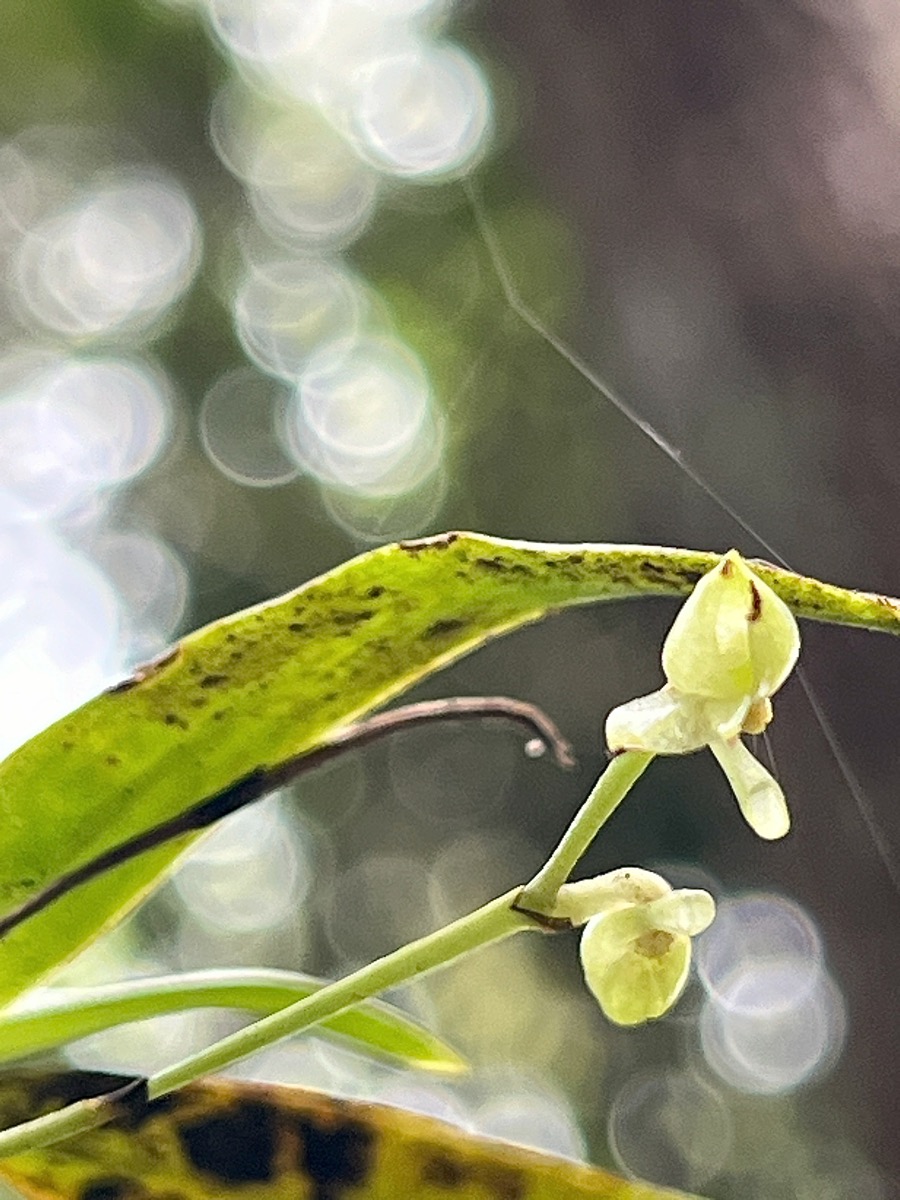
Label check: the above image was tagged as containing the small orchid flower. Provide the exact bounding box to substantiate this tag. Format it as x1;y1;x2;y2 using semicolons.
605;550;800;839
555;868;715;1026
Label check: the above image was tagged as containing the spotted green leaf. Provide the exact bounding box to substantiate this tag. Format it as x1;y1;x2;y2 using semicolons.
0;1070;706;1200
0;532;894;1006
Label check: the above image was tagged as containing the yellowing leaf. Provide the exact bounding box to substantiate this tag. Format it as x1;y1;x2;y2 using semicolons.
0;1070;706;1200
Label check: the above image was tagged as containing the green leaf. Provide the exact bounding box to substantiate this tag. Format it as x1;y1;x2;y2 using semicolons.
0;970;465;1075
0;1070;707;1200
0;532;894;1005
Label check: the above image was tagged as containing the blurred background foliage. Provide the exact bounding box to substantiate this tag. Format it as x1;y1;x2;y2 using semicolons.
1;1;899;1197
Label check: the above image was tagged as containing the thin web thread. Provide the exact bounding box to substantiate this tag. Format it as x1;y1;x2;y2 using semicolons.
760;728;779;780
464;178;900;894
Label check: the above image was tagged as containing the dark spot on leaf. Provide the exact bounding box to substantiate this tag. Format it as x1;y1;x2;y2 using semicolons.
567;553;585;565
366;585;385;598
200;673;229;688
721;558;733;578
296;1115;375;1199
190;696;208;708
475;556;505;572
422;1155;466;1187
332;610;375;627
289;622;307;633
641;560;674;582
105;755;121;767
748;581;762;622
79;1177;132;1200
213;710;226;721
425;618;468;638
164;713;188;729
61;740;74;751
229;650;244;662
421;1154;525;1200
178;1102;276;1183
323;691;338;702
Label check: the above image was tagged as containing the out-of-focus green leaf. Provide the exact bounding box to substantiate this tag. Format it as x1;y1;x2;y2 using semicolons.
0;970;466;1075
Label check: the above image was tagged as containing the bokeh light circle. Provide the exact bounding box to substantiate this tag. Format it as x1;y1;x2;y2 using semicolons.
608;1069;733;1191
15;174;200;338
285;335;436;493
0;354;171;519
233;257;367;379
695;892;845;1093
0;520;123;758
247;109;379;245
352;43;492;177
699;962;846;1094
173;795;307;933
89;530;189;657
200;367;299;487
695;892;824;1013
206;0;330;63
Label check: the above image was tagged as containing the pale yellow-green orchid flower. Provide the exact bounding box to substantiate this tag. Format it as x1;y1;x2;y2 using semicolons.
605;550;800;839
555;868;715;1026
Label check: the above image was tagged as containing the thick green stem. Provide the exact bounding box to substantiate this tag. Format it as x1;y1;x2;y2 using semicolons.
518;751;655;913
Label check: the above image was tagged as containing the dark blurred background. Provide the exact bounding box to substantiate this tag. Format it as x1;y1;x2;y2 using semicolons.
1;1;899;1197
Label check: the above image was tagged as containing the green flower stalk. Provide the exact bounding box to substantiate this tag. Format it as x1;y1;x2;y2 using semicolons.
605;550;800;839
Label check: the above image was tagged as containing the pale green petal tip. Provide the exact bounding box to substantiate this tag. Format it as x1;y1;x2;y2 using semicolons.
646;888;716;937
710;736;791;840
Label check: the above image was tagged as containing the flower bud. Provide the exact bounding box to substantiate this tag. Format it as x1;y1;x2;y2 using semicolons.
662;550;799;704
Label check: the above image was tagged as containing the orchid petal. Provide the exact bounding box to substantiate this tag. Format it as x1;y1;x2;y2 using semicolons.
662;550;754;700
605;686;711;754
645;889;716;937
580;907;692;1026
662;550;800;703
709;736;791;839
